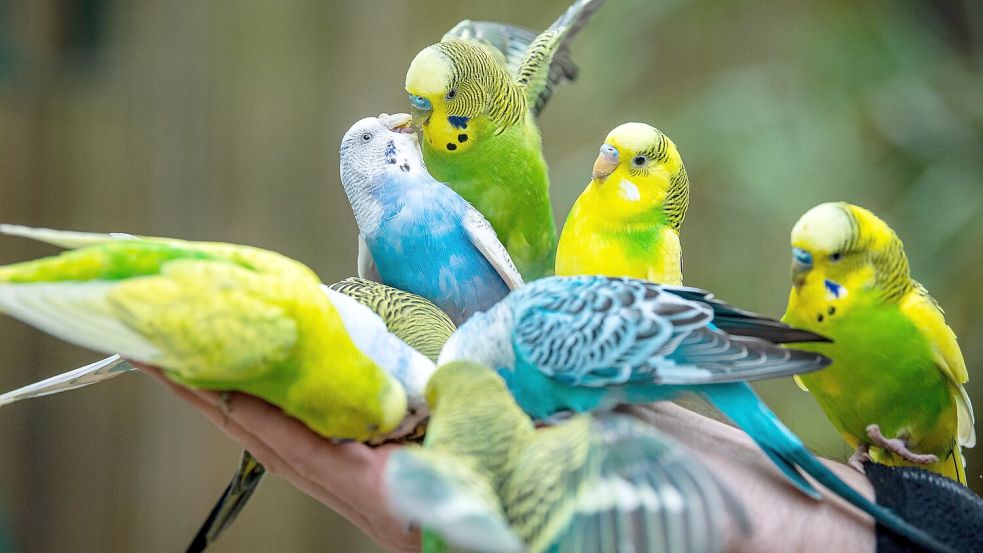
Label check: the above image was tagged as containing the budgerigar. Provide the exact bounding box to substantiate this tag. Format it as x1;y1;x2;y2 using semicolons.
0;225;436;442
438;276;955;553
782;202;975;483
385;361;732;553
557;122;689;284
186;277;458;553
340;114;523;325
405;0;606;280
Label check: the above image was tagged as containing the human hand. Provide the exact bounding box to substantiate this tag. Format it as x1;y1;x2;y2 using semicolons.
136;364;420;553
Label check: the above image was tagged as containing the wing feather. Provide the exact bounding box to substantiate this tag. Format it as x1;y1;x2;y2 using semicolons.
462;208;524;290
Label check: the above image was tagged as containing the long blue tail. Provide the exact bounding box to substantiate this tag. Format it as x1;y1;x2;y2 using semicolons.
704;382;956;553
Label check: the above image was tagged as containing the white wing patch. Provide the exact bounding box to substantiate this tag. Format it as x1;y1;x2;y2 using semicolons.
462;208;524;290
0;355;131;407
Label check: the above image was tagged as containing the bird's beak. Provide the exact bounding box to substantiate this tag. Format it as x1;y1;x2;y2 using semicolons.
410;107;431;129
592;143;619;182
381;112;415;134
408;94;432;128
791;247;813;288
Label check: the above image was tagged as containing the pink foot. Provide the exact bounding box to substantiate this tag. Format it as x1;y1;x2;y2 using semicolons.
865;424;939;464
847;443;871;473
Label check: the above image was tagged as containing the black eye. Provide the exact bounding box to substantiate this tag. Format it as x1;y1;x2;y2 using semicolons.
830;252;842;262
445;88;457;100
361;133;372;142
632;155;647;167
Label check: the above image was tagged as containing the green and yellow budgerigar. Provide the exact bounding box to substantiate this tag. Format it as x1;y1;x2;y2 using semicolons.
782;202;976;483
556;122;689;284
404;0;606;280
0;225;436;443
384;361;730;553
186;277;458;553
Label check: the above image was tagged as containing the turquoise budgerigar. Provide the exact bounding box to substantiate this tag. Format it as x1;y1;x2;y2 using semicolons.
0;225;436;442
340;113;522;325
385;361;734;553
405;0;607;280
437;275;955;553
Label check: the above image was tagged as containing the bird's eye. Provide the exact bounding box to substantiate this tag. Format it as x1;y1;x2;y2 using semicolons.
445;88;457;100
632;155;647;167
829;252;843;262
361;133;372;142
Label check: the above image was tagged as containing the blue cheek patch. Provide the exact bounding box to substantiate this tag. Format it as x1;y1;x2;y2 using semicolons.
447;116;469;129
384;140;397;163
824;279;845;299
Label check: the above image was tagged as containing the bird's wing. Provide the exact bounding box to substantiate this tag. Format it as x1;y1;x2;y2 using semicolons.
0;224;137;249
442;19;538;76
385;447;524;553
513;0;607;116
0;355;132;407
903;282;975;447
661;285;830;344
462;207;524;290
513;277;828;386
0;242;298;383
357;234;382;282
506;413;728;553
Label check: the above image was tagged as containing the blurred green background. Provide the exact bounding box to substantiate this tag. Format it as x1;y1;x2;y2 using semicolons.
0;0;981;551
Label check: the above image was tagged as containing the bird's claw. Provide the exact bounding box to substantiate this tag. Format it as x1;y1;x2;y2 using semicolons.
865;424;939;465
847;443;871;473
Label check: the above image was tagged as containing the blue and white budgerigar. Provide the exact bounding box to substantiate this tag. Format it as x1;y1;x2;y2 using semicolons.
438;275;954;553
339;113;522;325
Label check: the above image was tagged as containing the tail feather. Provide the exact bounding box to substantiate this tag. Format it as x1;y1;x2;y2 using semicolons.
0;355;132;407
185;450;266;553
705;383;957;553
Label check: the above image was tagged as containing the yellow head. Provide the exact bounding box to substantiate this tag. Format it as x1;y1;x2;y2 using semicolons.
405;40;522;154
586;122;689;228
790;202;911;310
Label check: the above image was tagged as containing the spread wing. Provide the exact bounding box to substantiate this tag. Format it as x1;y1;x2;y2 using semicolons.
513;0;607;116
512;277;828;386
506;413;728;553
462;208;524;290
0;355;131;407
442;19;539;77
0;242;298;384
902;282;975;447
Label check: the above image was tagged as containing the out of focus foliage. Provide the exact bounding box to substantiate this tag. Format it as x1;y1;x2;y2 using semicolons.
0;1;980;552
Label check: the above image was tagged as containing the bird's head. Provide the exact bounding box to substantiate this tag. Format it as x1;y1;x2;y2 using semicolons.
790;202;910;311
587;123;689;225
406;41;507;154
339;113;421;187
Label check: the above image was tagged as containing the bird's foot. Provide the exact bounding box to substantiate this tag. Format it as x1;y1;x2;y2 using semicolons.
847;443;871;473
865;424;939;464
219;392;234;416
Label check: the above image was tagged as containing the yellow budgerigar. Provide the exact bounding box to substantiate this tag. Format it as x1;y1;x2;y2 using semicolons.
0;225;435;443
782;202;975;482
556;122;689;284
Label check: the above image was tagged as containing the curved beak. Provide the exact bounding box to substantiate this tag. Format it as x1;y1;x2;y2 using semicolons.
381;112;415;134
592;143;619;182
791;247;813;287
408;94;432;128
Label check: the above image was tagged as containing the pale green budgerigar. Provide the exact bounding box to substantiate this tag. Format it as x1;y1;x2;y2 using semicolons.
0;225;435;442
186;277;458;553
384;361;731;553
